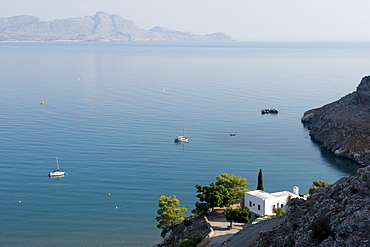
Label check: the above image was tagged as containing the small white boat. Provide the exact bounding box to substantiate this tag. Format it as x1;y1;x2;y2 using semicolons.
49;157;65;177
174;129;189;142
174;135;189;142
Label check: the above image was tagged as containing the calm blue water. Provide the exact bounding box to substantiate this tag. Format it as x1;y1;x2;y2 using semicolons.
0;41;368;246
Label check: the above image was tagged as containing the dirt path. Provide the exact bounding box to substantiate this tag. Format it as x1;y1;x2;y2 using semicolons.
198;206;285;247
199;209;245;247
221;216;285;247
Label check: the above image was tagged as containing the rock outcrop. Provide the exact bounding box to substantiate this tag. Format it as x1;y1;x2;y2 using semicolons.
154;214;211;247
301;76;370;166
0;12;233;42
254;165;370;246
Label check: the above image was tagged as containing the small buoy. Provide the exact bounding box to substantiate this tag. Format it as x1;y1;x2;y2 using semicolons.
77;78;81;80
162;89;166;93
115;206;118;209
18;201;22;203
107;193;111;196
41;102;44;105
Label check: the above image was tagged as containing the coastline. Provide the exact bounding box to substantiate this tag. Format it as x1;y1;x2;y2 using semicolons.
301;76;370;166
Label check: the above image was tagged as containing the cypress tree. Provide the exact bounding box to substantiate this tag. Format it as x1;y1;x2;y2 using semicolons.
257;169;264;191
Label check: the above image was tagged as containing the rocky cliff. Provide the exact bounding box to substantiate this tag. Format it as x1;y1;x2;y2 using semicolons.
154;214;211;247
301;76;370;166
0;12;233;42
254;165;370;246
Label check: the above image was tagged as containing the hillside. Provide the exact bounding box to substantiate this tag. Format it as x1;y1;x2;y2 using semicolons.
0;12;233;42
155;166;370;246
301;76;370;166
253;165;370;246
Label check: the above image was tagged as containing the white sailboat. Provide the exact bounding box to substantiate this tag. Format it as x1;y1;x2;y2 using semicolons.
48;157;65;177
174;129;189;142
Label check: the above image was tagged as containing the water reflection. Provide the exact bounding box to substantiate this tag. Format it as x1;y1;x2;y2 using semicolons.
310;137;362;175
174;141;187;145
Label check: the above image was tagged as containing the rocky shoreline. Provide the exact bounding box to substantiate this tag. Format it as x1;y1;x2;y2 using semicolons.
301;76;370;166
154;76;370;246
253;165;370;246
154;214;211;247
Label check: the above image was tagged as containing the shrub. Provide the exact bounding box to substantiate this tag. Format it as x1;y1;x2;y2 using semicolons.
191;234;203;244
309;180;330;194
273;207;286;216
179;239;197;247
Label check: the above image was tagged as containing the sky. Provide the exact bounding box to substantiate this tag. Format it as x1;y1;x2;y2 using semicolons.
2;0;370;41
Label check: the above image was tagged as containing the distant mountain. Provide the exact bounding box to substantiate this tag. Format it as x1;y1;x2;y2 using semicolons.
0;12;233;42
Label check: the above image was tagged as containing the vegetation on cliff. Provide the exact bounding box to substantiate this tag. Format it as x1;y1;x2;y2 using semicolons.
156;195;187;238
308;180;330;194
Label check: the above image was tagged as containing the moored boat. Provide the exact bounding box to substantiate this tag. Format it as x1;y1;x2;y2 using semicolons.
174;129;189;142
49;157;65;177
174;135;189;142
261;108;279;114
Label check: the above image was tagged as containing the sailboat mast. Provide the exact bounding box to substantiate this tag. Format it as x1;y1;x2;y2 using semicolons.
56;157;59;170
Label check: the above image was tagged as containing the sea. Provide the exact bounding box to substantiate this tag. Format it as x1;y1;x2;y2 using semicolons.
0;41;368;247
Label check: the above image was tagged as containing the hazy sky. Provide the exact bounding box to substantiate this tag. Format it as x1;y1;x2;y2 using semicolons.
2;0;370;41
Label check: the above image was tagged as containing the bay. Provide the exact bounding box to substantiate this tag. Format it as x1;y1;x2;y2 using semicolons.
0;41;368;246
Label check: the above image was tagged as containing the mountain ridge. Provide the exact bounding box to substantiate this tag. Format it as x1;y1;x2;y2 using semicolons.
0;12;233;42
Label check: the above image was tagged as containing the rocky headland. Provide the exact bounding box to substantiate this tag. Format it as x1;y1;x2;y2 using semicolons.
154;214;211;247
301;76;370;166
0;12;233;42
253;165;370;246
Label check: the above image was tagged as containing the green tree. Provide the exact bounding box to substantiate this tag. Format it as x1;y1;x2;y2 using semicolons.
215;173;249;202
195;183;234;211
224;207;235;227
156;195;187;238
273;207;286;216
233;207;250;224
257;169;264;191
191;202;209;215
224;207;250;227
309;180;330;194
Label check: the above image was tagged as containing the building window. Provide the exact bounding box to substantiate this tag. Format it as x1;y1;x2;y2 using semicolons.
258;204;261;210
253;203;255;206
281;204;284;208
249;201;252;207
272;205;276;210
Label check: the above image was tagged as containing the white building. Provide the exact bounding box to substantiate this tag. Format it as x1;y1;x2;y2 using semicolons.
244;187;301;217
